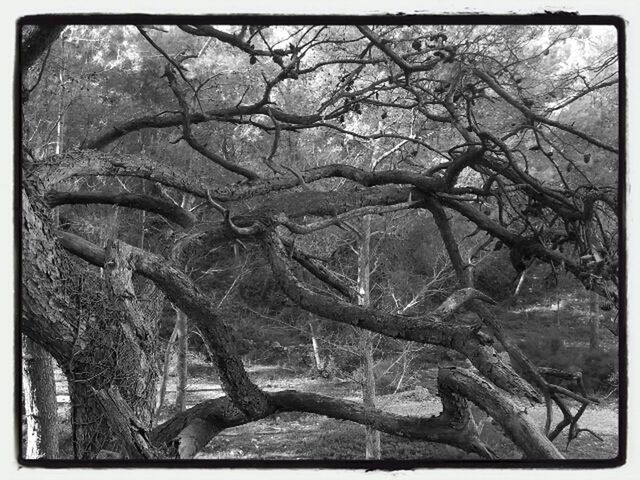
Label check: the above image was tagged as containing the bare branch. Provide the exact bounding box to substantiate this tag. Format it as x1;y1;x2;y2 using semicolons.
474;69;618;153
46;190;196;228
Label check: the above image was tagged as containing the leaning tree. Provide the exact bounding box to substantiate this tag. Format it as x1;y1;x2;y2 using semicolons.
20;22;619;460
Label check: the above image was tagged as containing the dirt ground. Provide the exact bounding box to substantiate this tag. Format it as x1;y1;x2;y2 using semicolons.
146;364;618;461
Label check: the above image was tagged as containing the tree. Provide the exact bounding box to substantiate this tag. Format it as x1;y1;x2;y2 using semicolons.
20;21;619;460
22;336;59;458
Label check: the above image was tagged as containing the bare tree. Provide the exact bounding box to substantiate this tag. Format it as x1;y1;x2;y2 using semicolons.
20;22;619;460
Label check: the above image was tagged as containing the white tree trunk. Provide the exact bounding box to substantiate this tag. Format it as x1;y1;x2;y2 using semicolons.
309;318;323;370
22;336;59;459
155;323;179;420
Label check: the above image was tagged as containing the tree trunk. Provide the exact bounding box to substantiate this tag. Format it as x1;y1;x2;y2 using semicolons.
155;323;179;420
309;318;322;371
589;292;601;351
22;336;59;459
63;240;164;459
357;214;381;459
175;309;189;412
514;269;527;296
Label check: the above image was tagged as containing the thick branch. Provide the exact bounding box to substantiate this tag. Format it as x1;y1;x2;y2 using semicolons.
21;25;64;74
263;228;478;347
46;190;196;228
44;150;446;202
82;106;334;150
263;227;540;401
443;147;485;189
439;368;562;459
151;368;561;460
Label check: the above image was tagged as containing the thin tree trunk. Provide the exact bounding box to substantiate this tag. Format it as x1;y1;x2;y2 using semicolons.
155;323;179;420
22;336;59;459
514;269;527;296
589;292;600;351
357;214;381;459
309;318;322;371
55;55;64;156
175;310;189;412
140;182;146;249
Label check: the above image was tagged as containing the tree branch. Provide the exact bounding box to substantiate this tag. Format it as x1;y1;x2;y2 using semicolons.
474;69;618;153
46;190;196;228
21;25;64;74
57;232;269;418
165;65;261;181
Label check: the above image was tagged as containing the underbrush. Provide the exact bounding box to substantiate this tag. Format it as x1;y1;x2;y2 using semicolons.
516;336;618;394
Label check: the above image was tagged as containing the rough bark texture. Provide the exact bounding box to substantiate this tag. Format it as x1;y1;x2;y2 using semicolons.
439;368;562;459
55;217;567;459
21;189;77;365
20;24;618;463
22;336;59;459
22;185;162;458
93;387;157;459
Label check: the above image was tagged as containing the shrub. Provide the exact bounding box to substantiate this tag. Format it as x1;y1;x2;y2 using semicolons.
581;349;618;393
549;335;565;355
473;251;516;301
516;335;617;395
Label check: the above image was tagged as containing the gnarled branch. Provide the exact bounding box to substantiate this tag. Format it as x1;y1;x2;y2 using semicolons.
46;190;196;228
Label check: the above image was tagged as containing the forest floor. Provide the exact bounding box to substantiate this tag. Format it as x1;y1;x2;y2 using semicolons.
53;355;619;461
145;362;619;461
53;360;618;461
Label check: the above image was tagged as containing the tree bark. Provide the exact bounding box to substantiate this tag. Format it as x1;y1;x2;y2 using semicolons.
22;336;59;459
22;189;161;459
64;254;161;459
